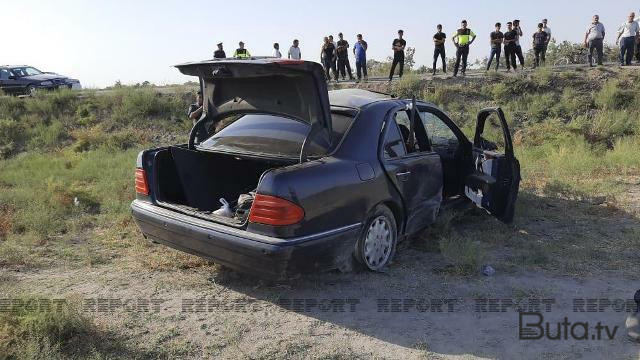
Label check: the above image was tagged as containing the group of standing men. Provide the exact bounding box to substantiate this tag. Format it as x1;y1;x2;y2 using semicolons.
209;11;640;83
320;33;370;82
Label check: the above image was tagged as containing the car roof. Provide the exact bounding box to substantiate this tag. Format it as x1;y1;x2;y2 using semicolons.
328;89;395;109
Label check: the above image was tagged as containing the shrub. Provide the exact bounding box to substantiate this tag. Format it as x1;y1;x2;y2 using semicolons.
594;80;635;110
27;120;68;150
571;110;638;145
0;118;23;158
392;73;424;98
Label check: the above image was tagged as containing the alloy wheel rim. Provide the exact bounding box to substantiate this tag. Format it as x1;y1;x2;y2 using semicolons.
363;216;392;270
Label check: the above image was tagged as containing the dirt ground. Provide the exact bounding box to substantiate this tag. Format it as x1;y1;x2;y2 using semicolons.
2;183;639;359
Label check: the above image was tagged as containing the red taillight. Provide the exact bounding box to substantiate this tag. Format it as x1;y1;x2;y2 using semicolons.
135;168;149;196
248;194;304;226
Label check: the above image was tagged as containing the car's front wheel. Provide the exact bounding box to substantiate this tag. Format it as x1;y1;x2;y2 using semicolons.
26;85;37;96
355;205;397;271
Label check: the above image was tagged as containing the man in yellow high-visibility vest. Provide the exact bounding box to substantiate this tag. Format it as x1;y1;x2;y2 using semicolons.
452;20;476;77
233;41;252;59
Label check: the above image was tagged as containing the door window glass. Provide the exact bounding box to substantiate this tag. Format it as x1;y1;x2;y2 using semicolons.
420;111;459;150
383;119;406;159
394;110;431;154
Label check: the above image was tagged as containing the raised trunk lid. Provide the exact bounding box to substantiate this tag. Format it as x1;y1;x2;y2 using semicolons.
175;59;333;154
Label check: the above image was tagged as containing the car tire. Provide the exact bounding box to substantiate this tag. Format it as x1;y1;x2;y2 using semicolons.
26;85;36;96
354;205;398;272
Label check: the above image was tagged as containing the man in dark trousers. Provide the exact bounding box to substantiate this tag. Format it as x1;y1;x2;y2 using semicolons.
487;23;504;71
452;20;476;77
353;34;368;81
336;33;354;81
532;23;550;68
213;43;226;59
321;37;338;81
433;25;447;75
584;15;606;66
503;22;518;72
389;30;406;81
513;20;526;68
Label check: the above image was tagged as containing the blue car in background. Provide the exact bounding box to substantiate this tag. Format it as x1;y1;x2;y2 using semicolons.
0;65;81;96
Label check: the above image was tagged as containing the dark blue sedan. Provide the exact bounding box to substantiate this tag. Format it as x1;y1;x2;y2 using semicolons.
0;65;81;96
131;59;520;279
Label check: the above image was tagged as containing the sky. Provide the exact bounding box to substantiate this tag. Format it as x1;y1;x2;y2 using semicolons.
5;0;639;88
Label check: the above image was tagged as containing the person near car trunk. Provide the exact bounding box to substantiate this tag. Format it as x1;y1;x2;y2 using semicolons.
452;20;476;77
433;25;447;75
233;41;251;59
213;43;226;59
336;33;354;81
353;34;368;81
487;23;504;71
616;12;640;66
389;30;406;81
585;15;606;66
288;39;302;60
321;37;338;81
532;23;550;68
513;20;526;68
187;91;204;124
503;22;518;72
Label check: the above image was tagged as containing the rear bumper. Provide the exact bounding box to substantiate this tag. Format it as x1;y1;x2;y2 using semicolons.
131;200;361;279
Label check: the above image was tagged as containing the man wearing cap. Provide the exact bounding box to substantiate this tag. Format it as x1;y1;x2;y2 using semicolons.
233;41;251;59
389;30;406;81
213;43;226;59
187;91;204;124
452;20;476;77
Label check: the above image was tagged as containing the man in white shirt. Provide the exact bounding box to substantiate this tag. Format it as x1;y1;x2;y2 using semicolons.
272;43;282;58
288;39;301;60
616;12;640;66
584;15;606;66
542;19;552;49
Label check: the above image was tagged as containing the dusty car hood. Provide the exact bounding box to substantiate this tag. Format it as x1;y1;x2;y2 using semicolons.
20;73;67;81
175;59;333;149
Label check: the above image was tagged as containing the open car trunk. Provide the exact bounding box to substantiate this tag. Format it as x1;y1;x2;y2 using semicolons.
153;146;295;227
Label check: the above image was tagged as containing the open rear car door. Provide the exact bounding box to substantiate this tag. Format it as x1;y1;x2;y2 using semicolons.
464;108;520;223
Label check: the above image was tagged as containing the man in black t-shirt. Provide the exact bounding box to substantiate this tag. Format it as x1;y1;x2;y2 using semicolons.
487;23;504;71
433;25;447;75
321;37;338;81
213;43;226;59
336;33;354;81
389;30;406;81
503;22;518;71
532;23;550;68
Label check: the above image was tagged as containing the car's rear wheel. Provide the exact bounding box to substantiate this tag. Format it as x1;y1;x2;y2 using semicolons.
355;205;397;271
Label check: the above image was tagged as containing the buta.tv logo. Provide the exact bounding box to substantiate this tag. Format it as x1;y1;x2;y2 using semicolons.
519;312;618;341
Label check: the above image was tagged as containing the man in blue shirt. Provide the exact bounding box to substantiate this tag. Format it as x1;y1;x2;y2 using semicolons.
353;34;368;81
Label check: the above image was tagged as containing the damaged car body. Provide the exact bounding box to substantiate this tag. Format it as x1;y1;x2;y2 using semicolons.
130;59;520;279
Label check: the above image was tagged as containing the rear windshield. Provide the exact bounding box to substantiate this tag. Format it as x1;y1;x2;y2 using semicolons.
198;113;354;158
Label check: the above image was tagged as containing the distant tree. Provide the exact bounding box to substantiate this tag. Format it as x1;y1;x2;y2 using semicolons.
404;47;416;70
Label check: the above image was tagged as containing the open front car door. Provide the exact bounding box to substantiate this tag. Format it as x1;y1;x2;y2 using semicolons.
464;108;520;223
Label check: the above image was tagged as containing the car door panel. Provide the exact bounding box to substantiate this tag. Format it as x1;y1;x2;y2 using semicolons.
381;107;443;236
464;108;520;223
